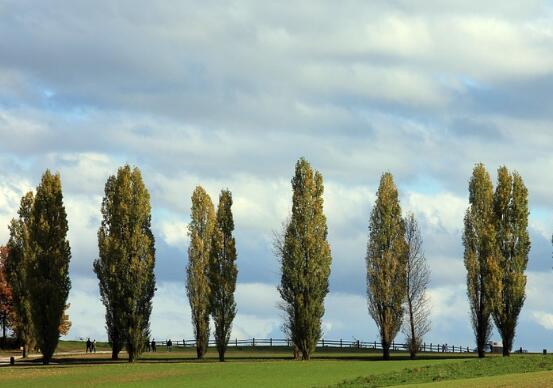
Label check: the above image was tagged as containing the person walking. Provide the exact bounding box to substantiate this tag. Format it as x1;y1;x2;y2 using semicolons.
151;339;157;352
145;339;151;352
86;338;91;353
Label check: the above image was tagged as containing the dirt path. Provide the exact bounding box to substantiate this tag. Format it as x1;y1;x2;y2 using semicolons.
0;350;112;364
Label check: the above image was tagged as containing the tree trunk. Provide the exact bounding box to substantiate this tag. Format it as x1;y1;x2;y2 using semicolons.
111;336;123;360
1;313;5;350
382;341;391;360
477;326;485;358
302;349;310;360
196;346;204;359
501;331;512;357
408;297;417;360
293;345;300;360
476;306;487;358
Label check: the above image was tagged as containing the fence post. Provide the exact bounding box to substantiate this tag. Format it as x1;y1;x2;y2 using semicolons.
357;340;360;349
235;338;238;347
252;338;255;347
322;338;324;347
340;339;342;348
423;342;426;352
270;338;272;347
392;340;395;351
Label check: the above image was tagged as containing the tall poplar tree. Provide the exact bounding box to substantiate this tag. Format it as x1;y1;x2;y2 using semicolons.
209;189;238;362
94;165;156;362
490;167;530;356
278;158;332;361
27;171;71;365
366;172;407;360
402;213;431;359
464;163;496;358
187;186;215;359
5;192;35;357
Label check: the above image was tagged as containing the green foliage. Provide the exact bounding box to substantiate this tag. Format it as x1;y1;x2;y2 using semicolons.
366;172;407;360
490;167;530;356
463;163;496;358
27;170;71;364
278;157;332;360
187;186;216;359
5;192;35;357
209;189;238;362
94;165;156;362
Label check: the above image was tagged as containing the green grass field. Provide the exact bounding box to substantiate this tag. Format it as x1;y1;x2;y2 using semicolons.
1;342;553;387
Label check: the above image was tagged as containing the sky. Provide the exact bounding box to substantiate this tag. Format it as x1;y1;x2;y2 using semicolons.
1;0;553;351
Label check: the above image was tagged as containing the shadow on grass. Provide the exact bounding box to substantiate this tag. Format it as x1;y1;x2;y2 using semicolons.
0;350;477;368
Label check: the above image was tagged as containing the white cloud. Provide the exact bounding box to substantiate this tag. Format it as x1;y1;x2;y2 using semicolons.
65;194;102;268
404;191;467;235
150;281;191;341
232;315;280;340
64;277;105;340
531;311;553;331
44;152;118;195
0;175;33;242
158;219;188;249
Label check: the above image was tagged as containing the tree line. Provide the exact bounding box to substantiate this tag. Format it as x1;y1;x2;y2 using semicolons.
0;159;530;363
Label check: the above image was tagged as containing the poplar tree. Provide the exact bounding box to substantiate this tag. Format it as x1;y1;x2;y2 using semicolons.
490;167;530;356
5;192;35;357
187;186;215;359
209;189;238;362
464;163;496;358
366;172;407;360
27;171;71;365
402;213;431;359
94;165;156;362
278;158;332;361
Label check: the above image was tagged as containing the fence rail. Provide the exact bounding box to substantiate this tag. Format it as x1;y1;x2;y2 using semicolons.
146;338;472;353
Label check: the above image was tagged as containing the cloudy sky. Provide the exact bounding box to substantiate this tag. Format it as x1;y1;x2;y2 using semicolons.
2;0;553;350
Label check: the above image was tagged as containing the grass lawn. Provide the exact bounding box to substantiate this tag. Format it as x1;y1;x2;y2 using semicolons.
2;342;552;387
0;345;470;387
406;370;553;387
333;354;553;387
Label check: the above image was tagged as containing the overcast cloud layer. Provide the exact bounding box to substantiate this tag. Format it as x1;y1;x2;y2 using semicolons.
2;1;553;351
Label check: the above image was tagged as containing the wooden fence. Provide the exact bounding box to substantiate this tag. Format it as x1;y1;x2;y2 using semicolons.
147;338;472;353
